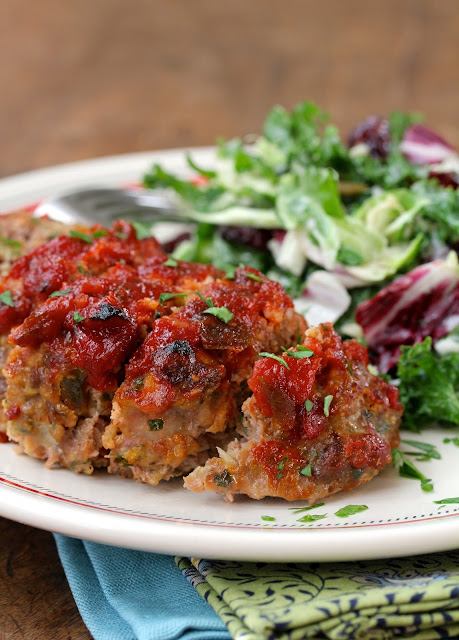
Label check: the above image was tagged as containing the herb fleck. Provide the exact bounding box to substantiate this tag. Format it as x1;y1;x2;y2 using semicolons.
259;352;290;370
114;456;132;467
282;345;315;359
289;502;325;514
0;236;21;248
0;290;15;308
304;399;313;412
443;437;459;447
158;292;187;305
203;306;234;324
49;288;72;298
434;497;459;504
297;513;327;523
148;418;164;431
392;448;434;492
195;290;214;307
73;311;84;323
92;229;109;239
163;256;178;267
223;265;237;280
261;515;276;522
69;230;93;244
323;395;333;417
213;470;233;488
133;377;144;390
115;231;128;240
299;464;312;477
245;272;264;282
334;504;368;518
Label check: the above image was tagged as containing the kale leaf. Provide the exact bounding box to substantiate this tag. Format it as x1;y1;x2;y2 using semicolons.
397;337;459;431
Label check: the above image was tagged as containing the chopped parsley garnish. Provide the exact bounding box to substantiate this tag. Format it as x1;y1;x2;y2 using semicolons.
346;360;353;376
0;290;15;308
195;290;234;323
213;469;233;487
259;352;290;369
434;497;459;504
0;236;21;248
297;513;327;523
304;399;313;412
195;290;214;307
334;504;368;518
323;395;333;417
77;264;87;275
163;256;178;267
276;457;289;479
245;272;264;282
289;502;325;513
114;456;132;467
299;464;312;477
92;229;109;238
203;306;234;324
115;231;128;240
277;457;289;470
282;346;315;359
69;230;93;244
73;311;84;323
223;265;237;280
443;437;459;447
392;448;434;492
49;288;72;298
158;292;187;305
261;515;276;522
401;439;441;461
147;418;164;431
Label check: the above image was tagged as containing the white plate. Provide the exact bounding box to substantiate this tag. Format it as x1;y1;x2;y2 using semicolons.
0;150;458;562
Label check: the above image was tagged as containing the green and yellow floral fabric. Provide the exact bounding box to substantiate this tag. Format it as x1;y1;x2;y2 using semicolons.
176;551;459;640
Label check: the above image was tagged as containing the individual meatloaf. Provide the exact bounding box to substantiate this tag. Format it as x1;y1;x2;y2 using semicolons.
104;268;305;485
184;323;402;502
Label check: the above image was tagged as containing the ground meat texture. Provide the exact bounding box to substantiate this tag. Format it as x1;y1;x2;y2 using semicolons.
105;270;305;485
184;323;402;502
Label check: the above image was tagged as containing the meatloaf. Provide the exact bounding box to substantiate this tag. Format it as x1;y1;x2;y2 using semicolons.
185;323;402;501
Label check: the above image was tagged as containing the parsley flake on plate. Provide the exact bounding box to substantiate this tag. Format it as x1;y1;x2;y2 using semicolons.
334;504;368;518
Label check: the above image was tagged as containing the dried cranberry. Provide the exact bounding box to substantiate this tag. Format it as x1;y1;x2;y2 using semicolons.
218;226;274;251
347;116;391;160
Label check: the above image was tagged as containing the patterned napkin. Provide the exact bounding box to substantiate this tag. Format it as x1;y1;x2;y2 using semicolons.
55;535;459;640
177;554;459;640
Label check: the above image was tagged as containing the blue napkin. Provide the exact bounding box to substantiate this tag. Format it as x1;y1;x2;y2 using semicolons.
54;535;231;640
56;535;459;640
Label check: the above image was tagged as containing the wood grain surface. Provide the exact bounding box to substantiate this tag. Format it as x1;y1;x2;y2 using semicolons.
0;1;457;638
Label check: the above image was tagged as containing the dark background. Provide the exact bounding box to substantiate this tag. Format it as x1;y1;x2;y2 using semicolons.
0;1;458;637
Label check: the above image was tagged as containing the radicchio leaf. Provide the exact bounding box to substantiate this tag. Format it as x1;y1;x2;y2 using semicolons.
355;252;459;372
400;124;457;165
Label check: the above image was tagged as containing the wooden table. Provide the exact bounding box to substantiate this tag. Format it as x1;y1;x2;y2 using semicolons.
0;1;457;637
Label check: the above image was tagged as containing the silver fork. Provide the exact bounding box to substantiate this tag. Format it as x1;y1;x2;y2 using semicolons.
34;186;190;226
